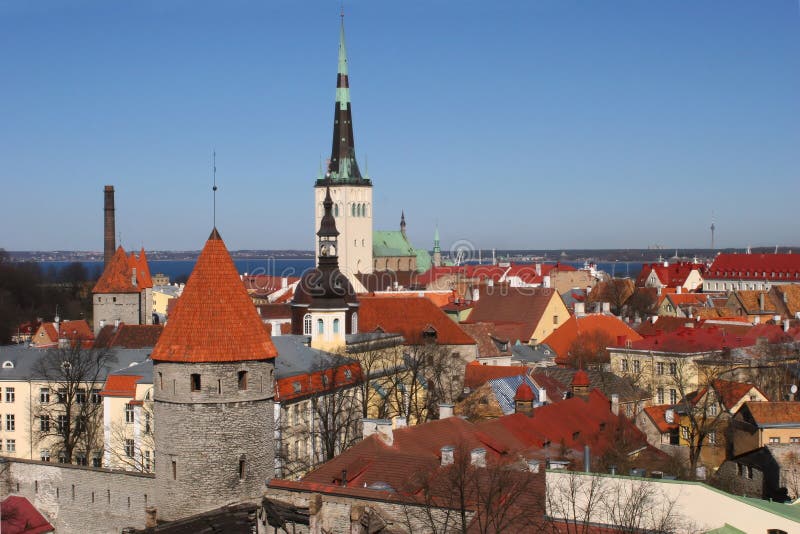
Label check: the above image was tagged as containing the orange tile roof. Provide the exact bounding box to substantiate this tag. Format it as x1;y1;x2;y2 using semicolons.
101;375;143;397
464;363;528;389
93;246;152;293
151;228;277;362
369;291;453;308
57;320;94;342
643;405;678;433
95;324;163;348
708;253;800;282
542;314;642;364
711;379;768;410
743;401;800;426
359;295;476;345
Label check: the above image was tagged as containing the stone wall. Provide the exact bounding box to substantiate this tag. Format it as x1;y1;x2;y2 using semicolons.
154;360;275;522
93;293;141;335
0;457;153;534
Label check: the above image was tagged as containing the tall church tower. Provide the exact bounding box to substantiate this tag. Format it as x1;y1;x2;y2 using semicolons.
151;227;277;522
315;13;372;292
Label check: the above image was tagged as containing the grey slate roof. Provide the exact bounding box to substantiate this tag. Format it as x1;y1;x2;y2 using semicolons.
510;342;555;365
272;335;354;380
533;367;650;403
487;375;543;415
0;345;152;382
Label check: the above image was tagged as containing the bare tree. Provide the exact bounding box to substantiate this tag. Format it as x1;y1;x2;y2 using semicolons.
32;343;117;463
107;398;154;472
402;445;545;534
566;330;615;369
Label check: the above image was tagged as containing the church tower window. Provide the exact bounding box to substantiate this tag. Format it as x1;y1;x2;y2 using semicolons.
303;314;312;335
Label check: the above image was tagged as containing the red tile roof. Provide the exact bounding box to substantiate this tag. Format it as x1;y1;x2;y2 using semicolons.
464;363;528;390
359;296;476;345
101;375;144;398
636;262;704;288
151;228;277;363
622;324;756;353
571;369;590;387
369;290;454;308
275;362;363;402
0;496;54;534
708;253;800;282
514;382;534;401
57;320;94;341
94;324;163;348
93;246;152;293
543;314;643;364
699;379;769;412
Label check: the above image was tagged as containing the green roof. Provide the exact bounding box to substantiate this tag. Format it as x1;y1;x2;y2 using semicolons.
373;231;432;273
704;524;746;534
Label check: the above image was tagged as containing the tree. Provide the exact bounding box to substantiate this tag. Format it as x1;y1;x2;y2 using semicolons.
402;444;546;534
565;330;615;369
625;288;658;319
587;278;633;316
276;353;363;478
32;343;117;463
107;394;154;472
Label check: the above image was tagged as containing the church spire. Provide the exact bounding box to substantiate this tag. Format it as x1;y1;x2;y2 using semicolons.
321;12;368;185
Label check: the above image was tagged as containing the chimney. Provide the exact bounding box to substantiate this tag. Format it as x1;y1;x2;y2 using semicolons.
441;445;454;466
470;448;486;467
574;302;585;317
610;394;619;416
583;445;591;473
759;293;765;311
362;418;393;444
281;277;288;289
104;185;115;267
665;409;674;423
472;287;480;302
785;319;791;333
438;403;454;419
393;416;407;429
535;263;542;276
602;302;611;314
539;388;547;404
527;459;540;473
677;286;682;294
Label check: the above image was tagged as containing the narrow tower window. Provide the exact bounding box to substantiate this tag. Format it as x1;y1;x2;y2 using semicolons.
172;460;177;480
333;318;340;334
239;455;246;480
190;374;201;392
317;319;324;335
238;371;248;390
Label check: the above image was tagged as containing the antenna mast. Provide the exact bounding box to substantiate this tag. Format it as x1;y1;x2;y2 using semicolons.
212;150;218;227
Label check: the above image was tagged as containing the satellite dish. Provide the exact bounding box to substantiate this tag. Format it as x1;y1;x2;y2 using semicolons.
790;385;797;395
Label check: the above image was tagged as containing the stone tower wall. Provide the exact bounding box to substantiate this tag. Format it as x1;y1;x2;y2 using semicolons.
93;293;141;335
153;360;275;522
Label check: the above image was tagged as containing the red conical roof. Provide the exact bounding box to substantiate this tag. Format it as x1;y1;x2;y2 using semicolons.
572;369;590;387
151;228;277;363
93;246;139;293
514;382;534;402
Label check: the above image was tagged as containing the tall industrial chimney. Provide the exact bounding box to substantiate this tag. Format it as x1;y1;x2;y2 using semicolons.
104;185;116;267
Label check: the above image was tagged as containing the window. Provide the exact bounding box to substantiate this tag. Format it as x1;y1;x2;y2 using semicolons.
40;388;50;403
75;453;87;466
656;362;665;375
352;312;358;334
238;370;248;390
621;360;628;372
125;403;135;423
93;454;102;468
633;360;640;373
190;374;201;392
6;439;15;452
144;450;151;471
737;463;744;476
5;387;14;403
709;403;718;416
5;414;14;431
40;415;50;432
303;314;312;335
125;439;135;458
333;318;340;334
57;415;68;433
747;465;753;479
708;431;717;445
317;318;324;334
625;404;632;417
670;389;678;404
158;372;163;390
41;449;50;462
145;412;151;433
657;388;665;404
172;460;177;480
681;426;689;440
553;315;559;325
791;437;800;444
76;389;86;404
239;456;246;480
91;389;102;404
57;388;66;403
292;404;300;426
770;437;781;444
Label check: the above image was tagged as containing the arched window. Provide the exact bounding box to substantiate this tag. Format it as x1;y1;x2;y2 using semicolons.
352;312;358;334
351;203;356;216
334;204;339;217
333;318;340;334
303;314;312;335
317;319;324;335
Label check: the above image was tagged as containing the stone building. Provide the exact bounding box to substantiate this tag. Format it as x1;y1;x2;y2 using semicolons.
150;227;277;523
92;246;153;335
372;212;432;274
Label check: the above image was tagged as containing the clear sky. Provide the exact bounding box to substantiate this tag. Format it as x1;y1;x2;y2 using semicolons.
1;0;798;252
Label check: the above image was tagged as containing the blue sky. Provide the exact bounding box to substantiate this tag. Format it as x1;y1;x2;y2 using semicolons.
1;1;798;252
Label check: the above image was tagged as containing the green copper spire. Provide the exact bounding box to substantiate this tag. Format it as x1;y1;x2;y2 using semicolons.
336;14;350;109
433;226;440;253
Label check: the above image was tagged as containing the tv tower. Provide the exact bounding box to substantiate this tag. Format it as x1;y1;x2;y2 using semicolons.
710;214;716;250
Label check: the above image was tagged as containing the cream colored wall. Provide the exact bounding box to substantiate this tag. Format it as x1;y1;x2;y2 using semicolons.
315;185;372;292
760;427;800;447
683;269;704;291
609;349;704;404
529;293;569;344
152;289;173;316
545;470;800;533
103;383;153;472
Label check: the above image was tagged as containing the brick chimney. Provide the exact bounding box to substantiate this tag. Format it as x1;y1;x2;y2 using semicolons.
104;185;115;267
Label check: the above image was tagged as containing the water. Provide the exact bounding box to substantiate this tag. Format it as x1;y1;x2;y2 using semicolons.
36;259;643;282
